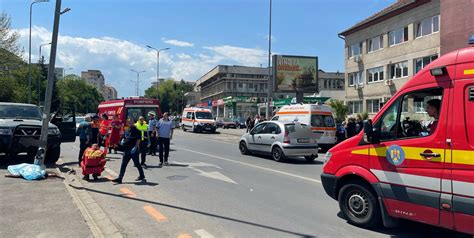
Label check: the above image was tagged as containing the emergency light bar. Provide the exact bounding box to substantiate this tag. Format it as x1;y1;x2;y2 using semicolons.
469;35;474;44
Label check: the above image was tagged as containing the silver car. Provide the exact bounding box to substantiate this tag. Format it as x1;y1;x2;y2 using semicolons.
239;121;320;162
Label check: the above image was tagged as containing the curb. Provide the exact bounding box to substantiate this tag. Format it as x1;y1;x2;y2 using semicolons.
56;159;123;238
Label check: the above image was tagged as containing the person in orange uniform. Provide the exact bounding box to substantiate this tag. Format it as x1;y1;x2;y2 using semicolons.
109;115;123;154
99;113;110;150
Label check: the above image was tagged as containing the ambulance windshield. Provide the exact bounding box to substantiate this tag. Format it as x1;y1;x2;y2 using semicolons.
196;112;213;119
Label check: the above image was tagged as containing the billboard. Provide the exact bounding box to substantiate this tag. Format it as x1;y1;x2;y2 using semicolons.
273;55;318;93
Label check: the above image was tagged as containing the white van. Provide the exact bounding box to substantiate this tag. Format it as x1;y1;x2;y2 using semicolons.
181;107;216;133
272;104;337;150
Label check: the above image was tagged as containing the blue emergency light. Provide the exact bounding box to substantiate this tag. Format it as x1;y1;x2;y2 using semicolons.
469;35;474;45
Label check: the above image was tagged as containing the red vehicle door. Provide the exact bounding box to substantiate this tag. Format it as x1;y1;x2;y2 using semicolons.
449;77;474;234
368;82;451;226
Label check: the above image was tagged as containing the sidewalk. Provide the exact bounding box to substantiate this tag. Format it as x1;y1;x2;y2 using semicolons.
0;163;92;237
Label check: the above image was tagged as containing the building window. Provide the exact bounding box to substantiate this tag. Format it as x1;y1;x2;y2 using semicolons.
414;55;438;73
367;67;384;83
348;42;362;58
324;80;327;89
416;15;439;38
367;35;383;53
348;101;362;114
414;101;426;113
348;71;363;86
389;26;408;46
389;61;408;79
367;99;380;113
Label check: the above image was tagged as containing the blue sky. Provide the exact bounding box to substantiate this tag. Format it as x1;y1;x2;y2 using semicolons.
1;0;394;97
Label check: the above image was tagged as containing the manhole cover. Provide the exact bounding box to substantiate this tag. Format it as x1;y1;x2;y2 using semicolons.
166;175;188;180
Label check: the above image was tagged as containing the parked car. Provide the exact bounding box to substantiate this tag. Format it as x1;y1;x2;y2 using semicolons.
239;121;319;162
0;102;76;164
233;117;247;129
66;116;85;129
222;118;238;129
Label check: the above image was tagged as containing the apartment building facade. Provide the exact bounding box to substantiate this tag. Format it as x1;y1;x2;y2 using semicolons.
340;0;441;116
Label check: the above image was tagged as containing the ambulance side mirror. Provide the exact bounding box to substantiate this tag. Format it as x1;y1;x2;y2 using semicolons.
363;119;380;144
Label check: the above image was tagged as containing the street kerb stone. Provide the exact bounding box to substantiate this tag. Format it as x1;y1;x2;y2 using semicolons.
56;159;123;238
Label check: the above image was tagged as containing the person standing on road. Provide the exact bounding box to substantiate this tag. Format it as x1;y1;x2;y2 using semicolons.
109;115;122;154
245;116;251;132
147;113;157;156
99;113;110;150
90;115;100;145
135;116;149;168
77;116;92;165
157;112;174;166
112;119;145;184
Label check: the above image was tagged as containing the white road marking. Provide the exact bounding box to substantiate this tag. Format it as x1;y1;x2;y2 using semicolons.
192;168;238;184
105;167;119;177
172;161;223;169
194;229;215;238
174;146;322;184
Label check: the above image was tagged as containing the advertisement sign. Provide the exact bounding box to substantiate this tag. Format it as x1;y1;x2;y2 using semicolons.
273;55;318;93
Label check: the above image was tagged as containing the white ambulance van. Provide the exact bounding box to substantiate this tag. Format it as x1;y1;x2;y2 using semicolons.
181;107;216;133
272;104;337;150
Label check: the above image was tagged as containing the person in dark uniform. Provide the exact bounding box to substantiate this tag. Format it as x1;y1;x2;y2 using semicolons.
112;119;145;184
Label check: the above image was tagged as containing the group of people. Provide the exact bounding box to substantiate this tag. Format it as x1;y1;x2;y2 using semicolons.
245;115;269;132
76;112;175;183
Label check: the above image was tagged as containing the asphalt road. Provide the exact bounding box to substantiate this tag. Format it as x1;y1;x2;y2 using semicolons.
59;130;471;238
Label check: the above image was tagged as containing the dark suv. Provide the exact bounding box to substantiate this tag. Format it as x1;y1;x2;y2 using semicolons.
0;103;76;164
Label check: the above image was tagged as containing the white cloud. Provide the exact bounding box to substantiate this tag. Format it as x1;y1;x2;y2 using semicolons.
162;38;194;47
15;27;267;97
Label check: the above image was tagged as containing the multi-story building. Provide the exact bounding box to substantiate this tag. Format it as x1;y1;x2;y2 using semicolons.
340;0;474;117
197;65;270;118
103;84;118;101
81;70;105;93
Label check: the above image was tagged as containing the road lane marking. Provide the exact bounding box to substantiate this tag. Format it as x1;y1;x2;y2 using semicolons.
144;205;168;222
174;146;322;184
178;234;192;238
105;175;114;181
119;187;136;198
192;168;238;184
194;229;215;238
105;167;119;177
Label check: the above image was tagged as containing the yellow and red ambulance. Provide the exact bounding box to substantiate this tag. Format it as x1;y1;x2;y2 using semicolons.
272;104;337;151
321;45;474;235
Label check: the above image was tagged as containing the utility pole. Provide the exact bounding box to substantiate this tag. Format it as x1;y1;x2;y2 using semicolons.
35;0;62;165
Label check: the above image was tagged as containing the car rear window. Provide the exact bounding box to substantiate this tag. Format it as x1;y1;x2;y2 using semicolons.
311;115;335;127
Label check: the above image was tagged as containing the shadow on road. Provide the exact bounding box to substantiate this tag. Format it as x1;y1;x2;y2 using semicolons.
249;154;324;165
335;211;471;237
69;184;316;238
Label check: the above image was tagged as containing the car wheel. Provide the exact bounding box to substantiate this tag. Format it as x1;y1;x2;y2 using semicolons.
272;146;286;162
44;146;61;165
305;155;316;162
239;141;250;155
338;182;381;228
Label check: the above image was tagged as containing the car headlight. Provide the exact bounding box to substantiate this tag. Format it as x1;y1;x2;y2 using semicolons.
48;128;60;135
324;152;332;163
0;128;12;135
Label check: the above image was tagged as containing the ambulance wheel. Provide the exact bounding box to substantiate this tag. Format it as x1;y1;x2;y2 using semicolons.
338;182;381;228
44;147;61;165
272;146;286;162
182;125;187;132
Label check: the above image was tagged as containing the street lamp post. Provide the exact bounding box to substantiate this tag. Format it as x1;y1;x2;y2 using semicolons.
130;69;145;96
265;0;273;119
28;0;49;104
63;67;73;78
39;42;51;62
146;45;170;97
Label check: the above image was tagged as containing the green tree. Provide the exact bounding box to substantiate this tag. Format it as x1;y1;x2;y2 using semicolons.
57;76;104;114
144;79;194;114
328;99;349;123
0;12;22;56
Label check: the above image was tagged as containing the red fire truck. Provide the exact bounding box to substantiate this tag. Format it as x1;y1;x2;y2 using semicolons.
97;97;162;124
321;44;474;235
